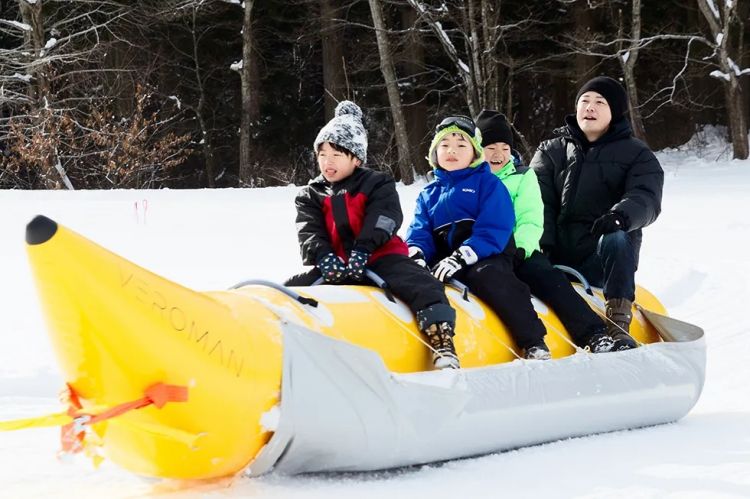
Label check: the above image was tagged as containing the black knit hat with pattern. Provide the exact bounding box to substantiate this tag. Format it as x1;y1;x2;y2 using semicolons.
475;109;514;148
575;76;628;123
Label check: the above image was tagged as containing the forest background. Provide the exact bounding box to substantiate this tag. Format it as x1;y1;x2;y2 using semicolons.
1;0;748;189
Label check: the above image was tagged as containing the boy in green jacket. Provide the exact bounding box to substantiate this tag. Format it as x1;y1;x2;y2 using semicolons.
475;109;614;353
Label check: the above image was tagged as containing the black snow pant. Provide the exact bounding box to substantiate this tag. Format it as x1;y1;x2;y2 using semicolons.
285;254;453;321
454;253;546;351
576;231;638;302
515;250;606;346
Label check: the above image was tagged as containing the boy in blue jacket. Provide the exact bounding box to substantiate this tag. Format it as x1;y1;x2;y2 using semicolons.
406;116;550;360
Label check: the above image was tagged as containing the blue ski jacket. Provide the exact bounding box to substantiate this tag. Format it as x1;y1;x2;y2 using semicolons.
406;162;516;265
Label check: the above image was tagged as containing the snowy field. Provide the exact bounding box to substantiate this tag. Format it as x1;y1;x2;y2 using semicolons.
1;129;749;498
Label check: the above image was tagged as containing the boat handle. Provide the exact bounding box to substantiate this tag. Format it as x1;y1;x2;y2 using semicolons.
447;278;471;301
311;269;396;303
553;265;594;296
228;279;319;307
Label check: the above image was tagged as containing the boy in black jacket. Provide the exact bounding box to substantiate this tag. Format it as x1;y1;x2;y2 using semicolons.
285;101;460;369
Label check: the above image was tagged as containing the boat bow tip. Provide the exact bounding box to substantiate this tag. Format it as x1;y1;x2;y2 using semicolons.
26;215;58;245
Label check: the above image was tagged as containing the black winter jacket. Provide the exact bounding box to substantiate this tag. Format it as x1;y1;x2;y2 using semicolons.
294;167;408;266
529;116;663;266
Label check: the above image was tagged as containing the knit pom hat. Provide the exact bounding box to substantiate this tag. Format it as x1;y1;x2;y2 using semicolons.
475;109;514;148
427;116;484;169
313;100;368;163
575;76;628;123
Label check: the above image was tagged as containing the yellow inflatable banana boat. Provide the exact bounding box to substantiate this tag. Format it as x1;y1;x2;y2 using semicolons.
22;215;704;480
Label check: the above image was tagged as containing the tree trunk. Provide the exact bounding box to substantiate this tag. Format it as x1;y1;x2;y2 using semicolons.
191;5;217;187
481;0;499;111
400;6;429;175
696;0;749;159
572;0;597;88
367;0;414;184
18;0;71;190
726;79;749;159
18;0;48;104
239;0;261;186
320;0;347;119
467;0;484;108
620;0;647;140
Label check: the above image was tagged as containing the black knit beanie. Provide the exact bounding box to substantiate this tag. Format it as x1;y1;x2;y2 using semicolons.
475;109;514;148
575;76;628;123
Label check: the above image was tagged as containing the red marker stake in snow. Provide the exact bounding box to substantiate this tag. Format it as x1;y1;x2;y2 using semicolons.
134;199;149;225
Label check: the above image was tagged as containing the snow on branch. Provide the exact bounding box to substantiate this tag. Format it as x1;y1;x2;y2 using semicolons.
710;70;730;81
705;0;721;20
727;58;750;77
0;19;32;32
10;73;33;82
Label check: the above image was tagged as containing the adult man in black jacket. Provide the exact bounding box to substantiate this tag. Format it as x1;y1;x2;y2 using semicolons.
529;76;663;350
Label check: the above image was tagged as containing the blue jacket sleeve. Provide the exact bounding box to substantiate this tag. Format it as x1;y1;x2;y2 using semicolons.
463;176;515;259
405;191;437;264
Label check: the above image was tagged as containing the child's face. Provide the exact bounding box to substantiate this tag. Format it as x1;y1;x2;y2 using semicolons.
318;142;360;182
483;142;512;174
436;132;475;171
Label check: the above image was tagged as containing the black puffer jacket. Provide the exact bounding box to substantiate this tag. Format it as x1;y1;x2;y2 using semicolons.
529;116;663;266
294;167;408;266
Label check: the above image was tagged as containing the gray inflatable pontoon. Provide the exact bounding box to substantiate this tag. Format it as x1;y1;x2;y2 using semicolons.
247;309;705;476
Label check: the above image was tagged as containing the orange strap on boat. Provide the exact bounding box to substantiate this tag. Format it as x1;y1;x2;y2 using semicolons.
0;383;187;434
60;382;188;455
77;383;188;425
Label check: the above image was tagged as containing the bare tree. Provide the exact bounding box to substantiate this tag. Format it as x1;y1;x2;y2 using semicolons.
405;0;539;118
367;0;413;183
136;0;235;187
320;0;347;119
697;0;748;159
618;0;647;140
399;5;428;174
1;1;195;189
238;0;262;186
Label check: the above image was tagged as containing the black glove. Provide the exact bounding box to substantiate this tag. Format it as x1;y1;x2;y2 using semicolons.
513;247;526;267
591;211;626;237
346;249;370;281
431;246;478;282
317;253;347;283
408;246;427;268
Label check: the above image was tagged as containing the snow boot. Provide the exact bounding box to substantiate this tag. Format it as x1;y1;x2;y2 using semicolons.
416;303;460;369
524;341;551;360
422;321;460;369
605;298;638;351
582;323;615;353
586;332;615;353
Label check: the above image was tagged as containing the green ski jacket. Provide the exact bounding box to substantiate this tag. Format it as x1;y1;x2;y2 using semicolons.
494;158;544;259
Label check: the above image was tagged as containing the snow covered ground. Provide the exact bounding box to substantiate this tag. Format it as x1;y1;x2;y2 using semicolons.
1;130;749;497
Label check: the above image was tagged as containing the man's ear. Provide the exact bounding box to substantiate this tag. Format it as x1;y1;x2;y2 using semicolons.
354;158;362;167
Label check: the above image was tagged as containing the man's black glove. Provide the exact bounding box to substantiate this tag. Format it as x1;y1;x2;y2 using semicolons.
346;249;370;281
317;253;347;283
591;211;626;237
513;247;526;267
